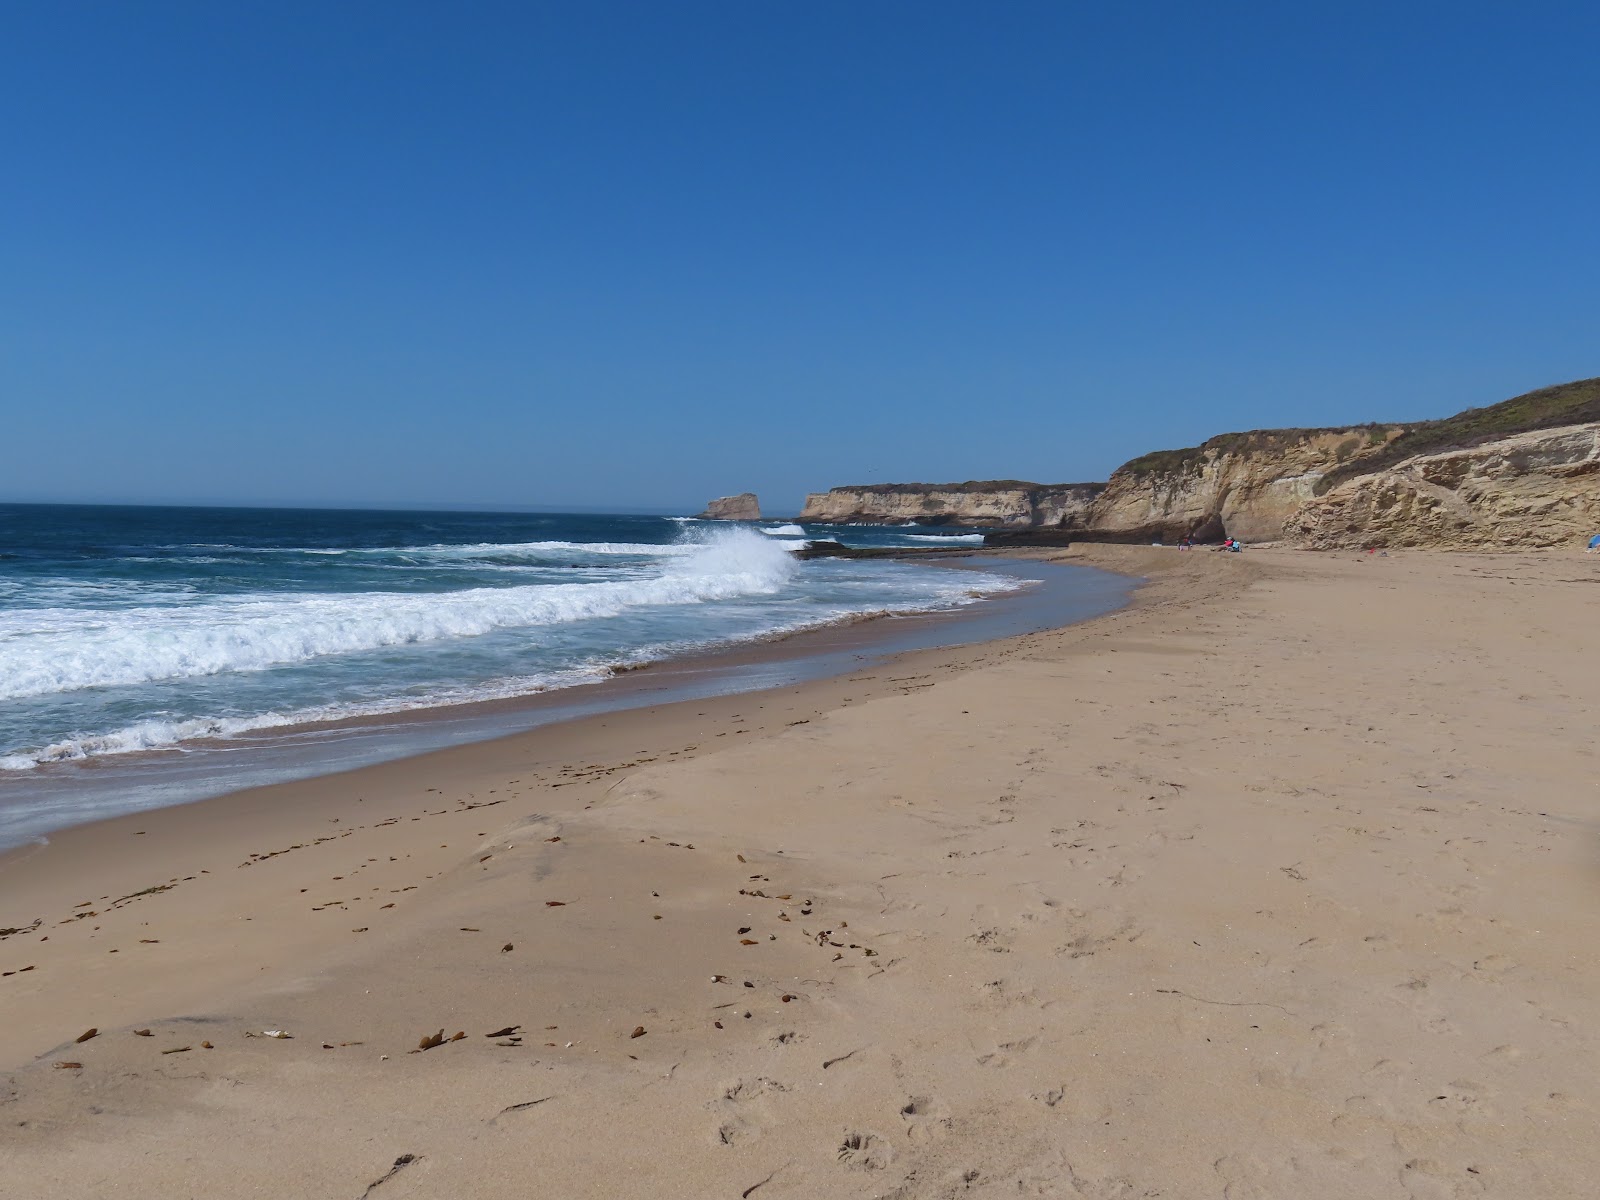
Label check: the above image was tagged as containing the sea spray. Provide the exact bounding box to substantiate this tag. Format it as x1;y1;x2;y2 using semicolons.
0;506;1021;775
0;528;797;701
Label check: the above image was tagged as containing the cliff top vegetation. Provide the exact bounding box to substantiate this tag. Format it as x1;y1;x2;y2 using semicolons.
815;480;1105;495
1115;425;1396;478
1314;375;1600;492
1111;375;1600;489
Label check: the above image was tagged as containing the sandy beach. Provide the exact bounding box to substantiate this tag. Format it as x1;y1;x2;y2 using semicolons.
3;545;1597;1198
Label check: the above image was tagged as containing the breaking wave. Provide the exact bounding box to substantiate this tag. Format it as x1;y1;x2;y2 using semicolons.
0;665;607;771
0;529;797;702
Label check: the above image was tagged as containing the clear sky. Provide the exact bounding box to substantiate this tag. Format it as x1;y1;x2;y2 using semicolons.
3;2;1596;514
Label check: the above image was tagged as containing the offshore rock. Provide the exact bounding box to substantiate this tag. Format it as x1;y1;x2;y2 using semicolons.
1283;422;1600;548
698;493;761;521
980;529;1080;547
793;540;966;560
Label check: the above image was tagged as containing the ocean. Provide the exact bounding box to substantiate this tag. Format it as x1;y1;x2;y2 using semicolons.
0;504;1129;844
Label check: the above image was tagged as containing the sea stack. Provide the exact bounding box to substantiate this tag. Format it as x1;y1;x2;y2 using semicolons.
698;492;761;520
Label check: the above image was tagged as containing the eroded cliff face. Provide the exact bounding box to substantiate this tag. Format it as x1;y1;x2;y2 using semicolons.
1087;427;1404;542
800;431;1401;540
795;380;1600;547
1282;423;1600;548
798;483;1103;528
698;493;761;520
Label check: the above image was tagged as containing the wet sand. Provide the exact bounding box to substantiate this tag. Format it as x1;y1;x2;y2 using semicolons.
3;545;1598;1198
0;556;1133;849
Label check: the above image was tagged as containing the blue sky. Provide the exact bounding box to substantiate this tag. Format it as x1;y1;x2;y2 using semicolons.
3;2;1596;513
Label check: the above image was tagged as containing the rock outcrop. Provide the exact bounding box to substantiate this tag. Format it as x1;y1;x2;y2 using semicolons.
795;433;1395;541
1085;426;1405;543
796;378;1600;548
798;482;1104;528
697;493;761;521
1283;423;1600;548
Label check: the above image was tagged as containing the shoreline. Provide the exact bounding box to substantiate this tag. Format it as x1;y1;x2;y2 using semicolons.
0;552;1133;849
0;547;1175;1061
6;544;1598;1198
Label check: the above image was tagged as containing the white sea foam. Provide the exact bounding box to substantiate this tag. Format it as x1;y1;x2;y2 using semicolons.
243;540;692;559
0;713;303;770
904;533;986;543
390;540;691;558
0;529;796;701
0;666;606;770
0;521;1039;775
231;540;688;559
0;565;1025;771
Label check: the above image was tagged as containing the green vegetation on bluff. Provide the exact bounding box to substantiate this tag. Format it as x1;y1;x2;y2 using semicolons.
826;480;1103;494
1110;375;1600;491
1116;425;1394;478
1314;376;1600;493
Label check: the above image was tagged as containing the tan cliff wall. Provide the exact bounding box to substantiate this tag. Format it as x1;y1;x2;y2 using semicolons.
798;482;1104;528
797;379;1600;547
1282;422;1600;548
1085;426;1405;542
797;429;1401;541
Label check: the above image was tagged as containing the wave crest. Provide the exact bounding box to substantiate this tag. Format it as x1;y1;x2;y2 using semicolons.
0;529;796;701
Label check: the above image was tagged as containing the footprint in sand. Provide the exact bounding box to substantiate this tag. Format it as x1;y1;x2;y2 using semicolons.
1398;1156;1488;1199
710;1077;790;1148
967;927;1013;953
1032;1084;1109;1121
1054;915;1144;960
1469;953;1518;980
976;1035;1038;1068
1426;1079;1493;1116
836;1130;893;1170
1213;1152;1301;1200
973;977;1045;1012
1309;1021;1353;1055
1393;976;1458;1036
898;1095;950;1143
1062;1163;1146;1199
723;1077;789;1102
1330;1093;1395;1135
1097;863;1144;889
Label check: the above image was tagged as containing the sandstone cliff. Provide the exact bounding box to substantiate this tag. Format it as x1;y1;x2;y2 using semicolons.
1283;422;1600;548
796;430;1396;541
1085;426;1405;542
796;377;1600;547
798;482;1103;527
698;493;761;521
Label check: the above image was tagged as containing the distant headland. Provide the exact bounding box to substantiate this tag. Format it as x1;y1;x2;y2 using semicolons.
791;376;1600;549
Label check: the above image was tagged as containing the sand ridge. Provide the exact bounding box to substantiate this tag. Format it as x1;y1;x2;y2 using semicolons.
2;546;1597;1197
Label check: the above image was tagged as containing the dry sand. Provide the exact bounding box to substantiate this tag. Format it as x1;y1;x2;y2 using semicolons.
2;546;1597;1198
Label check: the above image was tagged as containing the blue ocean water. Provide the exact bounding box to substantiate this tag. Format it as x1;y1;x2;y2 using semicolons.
0;503;1009;775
